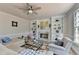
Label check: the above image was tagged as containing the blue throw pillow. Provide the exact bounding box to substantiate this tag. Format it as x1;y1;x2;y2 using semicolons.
2;37;12;43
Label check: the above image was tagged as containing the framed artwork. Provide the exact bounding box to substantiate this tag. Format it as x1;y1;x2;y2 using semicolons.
12;21;18;27
39;20;49;29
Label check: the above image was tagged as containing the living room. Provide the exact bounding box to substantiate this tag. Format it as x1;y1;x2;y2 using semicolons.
0;3;79;55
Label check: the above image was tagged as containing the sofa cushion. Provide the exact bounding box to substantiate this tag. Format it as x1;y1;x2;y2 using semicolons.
1;37;12;44
62;38;68;47
55;40;64;46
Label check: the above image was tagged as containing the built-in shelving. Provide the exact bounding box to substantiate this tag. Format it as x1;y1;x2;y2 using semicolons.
31;16;63;42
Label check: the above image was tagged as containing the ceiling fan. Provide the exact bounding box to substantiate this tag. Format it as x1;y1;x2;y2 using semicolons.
18;3;41;15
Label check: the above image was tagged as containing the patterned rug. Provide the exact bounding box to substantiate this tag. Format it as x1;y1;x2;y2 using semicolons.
19;49;53;55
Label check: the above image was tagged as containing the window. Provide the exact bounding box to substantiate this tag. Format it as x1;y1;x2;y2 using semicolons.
74;10;79;43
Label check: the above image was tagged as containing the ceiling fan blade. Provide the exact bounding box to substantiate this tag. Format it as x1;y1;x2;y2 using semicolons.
18;7;30;11
26;3;32;9
33;11;37;15
26;3;31;7
33;7;41;10
27;12;29;15
18;7;26;10
14;5;27;11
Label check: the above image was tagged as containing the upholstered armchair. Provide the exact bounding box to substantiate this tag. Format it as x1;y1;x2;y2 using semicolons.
48;37;72;55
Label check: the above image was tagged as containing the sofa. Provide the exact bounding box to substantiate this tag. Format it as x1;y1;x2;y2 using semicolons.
48;37;72;55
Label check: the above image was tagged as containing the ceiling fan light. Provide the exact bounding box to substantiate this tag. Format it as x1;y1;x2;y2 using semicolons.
29;10;33;13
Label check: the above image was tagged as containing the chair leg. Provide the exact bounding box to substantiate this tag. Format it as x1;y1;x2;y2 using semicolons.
53;53;57;55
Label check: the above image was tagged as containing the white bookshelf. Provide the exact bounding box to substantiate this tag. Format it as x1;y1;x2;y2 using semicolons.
51;16;63;42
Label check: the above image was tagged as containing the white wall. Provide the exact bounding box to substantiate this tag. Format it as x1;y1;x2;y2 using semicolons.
0;11;30;38
63;15;70;36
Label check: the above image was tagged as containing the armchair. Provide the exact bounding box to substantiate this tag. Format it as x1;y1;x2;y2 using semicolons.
48;37;72;55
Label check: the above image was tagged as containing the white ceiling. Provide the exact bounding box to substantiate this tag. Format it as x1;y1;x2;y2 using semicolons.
0;3;74;20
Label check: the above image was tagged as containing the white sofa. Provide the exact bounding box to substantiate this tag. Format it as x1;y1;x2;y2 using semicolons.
48;37;72;55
